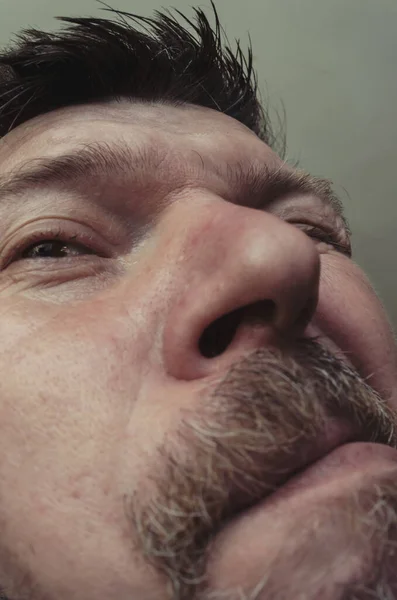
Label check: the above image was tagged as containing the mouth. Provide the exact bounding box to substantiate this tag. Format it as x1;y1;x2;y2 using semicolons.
136;337;397;600
205;440;397;600
201;343;397;536
199;337;397;558
219;417;360;528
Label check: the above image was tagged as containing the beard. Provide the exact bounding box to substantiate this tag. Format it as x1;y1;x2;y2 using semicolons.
127;337;397;600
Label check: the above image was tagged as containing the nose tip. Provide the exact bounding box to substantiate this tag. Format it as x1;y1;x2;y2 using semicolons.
162;206;321;381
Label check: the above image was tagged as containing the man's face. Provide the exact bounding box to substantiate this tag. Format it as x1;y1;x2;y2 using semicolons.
0;99;396;600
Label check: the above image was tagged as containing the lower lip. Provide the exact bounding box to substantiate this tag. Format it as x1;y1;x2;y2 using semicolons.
206;442;397;591
218;441;397;535
269;441;397;502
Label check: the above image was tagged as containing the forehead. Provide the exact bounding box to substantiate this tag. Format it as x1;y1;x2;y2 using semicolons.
0;100;281;174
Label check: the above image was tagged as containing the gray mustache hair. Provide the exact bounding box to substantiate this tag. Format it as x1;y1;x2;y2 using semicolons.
127;338;397;600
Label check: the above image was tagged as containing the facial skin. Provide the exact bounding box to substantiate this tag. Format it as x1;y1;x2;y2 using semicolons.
0;99;396;600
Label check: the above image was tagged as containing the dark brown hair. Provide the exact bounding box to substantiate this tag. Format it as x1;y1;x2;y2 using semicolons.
0;1;284;154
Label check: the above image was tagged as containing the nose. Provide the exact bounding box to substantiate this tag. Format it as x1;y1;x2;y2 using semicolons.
162;200;320;380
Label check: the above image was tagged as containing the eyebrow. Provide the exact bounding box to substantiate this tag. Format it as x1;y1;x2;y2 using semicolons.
0;139;348;227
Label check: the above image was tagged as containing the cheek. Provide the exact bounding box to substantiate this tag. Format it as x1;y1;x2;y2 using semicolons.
314;256;397;403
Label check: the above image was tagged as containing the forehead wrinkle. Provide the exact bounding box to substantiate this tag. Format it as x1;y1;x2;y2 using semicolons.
0;115;347;230
0;98;252;160
0;139;348;236
0;139;205;200
0;100;272;195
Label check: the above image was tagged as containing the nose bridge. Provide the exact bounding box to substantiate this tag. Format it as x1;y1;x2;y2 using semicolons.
161;199;321;380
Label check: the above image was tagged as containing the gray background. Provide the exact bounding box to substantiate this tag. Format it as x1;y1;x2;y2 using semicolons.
0;0;396;328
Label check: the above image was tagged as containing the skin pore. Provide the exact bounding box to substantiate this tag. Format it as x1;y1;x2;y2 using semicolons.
0;99;396;600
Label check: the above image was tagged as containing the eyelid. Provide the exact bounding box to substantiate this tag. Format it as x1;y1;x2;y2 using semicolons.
0;220;109;268
264;197;352;256
294;221;352;256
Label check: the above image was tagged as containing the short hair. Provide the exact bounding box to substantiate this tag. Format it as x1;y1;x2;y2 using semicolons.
0;1;284;154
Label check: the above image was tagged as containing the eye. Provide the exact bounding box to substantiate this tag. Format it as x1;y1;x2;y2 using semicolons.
2;225;98;267
21;237;93;260
294;222;352;257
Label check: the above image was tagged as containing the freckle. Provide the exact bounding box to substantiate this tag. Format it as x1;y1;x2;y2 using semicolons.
71;490;81;499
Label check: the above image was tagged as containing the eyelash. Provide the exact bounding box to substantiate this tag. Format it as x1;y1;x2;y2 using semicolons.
3;218;351;268
295;223;352;256
4;225;98;265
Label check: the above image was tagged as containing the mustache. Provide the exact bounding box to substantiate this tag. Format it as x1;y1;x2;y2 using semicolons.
127;337;397;600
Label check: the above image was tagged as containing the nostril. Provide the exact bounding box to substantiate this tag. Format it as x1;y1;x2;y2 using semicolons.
198;306;245;359
198;300;276;359
243;299;276;325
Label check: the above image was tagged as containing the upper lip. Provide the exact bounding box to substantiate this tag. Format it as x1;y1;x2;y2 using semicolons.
206;334;397;530
304;324;356;370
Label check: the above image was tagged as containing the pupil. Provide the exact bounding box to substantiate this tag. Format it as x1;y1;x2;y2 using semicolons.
31;242;68;258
